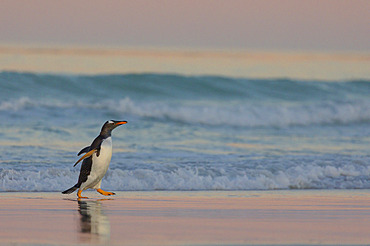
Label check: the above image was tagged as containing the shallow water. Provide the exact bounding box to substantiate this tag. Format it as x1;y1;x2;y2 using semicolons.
0;70;369;191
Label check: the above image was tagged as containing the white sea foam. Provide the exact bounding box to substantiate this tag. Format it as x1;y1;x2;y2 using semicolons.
1;163;369;192
1;73;369;194
112;98;370;127
2;97;369;128
0;97;35;111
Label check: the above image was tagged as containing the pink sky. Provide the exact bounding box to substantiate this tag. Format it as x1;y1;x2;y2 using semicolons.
0;0;369;51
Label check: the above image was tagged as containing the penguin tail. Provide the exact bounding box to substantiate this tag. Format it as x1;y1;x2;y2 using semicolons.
62;185;78;194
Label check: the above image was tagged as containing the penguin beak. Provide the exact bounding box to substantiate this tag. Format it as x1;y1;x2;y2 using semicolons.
115;121;127;126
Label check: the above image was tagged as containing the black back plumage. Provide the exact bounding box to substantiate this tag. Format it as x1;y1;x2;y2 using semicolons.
76;135;105;186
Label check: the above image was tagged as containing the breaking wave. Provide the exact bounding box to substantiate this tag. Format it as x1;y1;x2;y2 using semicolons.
1;71;369;192
1;71;369;127
1;96;370;127
1;160;369;192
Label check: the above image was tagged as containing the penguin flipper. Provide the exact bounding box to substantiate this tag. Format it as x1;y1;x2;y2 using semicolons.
73;149;97;167
77;146;90;156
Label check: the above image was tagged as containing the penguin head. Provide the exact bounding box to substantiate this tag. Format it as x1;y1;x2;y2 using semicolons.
100;120;127;136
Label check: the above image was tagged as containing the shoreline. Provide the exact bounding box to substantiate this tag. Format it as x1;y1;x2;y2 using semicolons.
0;189;369;245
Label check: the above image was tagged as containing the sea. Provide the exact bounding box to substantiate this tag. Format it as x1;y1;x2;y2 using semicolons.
0;47;369;192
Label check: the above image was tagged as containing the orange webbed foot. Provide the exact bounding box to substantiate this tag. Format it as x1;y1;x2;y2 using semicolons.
77;190;88;199
97;188;116;196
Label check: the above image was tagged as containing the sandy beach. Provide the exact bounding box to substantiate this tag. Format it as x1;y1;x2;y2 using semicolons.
0;190;369;245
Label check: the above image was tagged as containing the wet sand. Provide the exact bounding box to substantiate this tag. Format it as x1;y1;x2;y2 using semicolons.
0;190;369;245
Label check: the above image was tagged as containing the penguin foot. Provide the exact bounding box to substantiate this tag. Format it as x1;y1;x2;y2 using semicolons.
97;188;116;196
77;190;88;199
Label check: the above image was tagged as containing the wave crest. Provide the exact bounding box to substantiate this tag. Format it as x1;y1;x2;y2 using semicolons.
1;96;370;127
112;98;370;127
1;162;369;192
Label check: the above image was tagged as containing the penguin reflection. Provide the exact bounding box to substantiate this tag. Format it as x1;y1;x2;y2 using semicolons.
78;200;110;243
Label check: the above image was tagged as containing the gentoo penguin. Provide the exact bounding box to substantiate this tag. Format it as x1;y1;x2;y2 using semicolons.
62;120;127;198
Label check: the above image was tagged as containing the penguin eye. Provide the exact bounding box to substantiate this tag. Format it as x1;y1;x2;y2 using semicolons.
108;120;114;124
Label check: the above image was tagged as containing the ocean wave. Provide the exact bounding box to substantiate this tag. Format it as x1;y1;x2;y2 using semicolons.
1;96;370;127
111;98;370;127
1;163;369;192
1;72;370;127
1;71;370;102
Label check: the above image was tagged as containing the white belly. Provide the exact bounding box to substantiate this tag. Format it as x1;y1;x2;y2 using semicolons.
82;137;113;190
